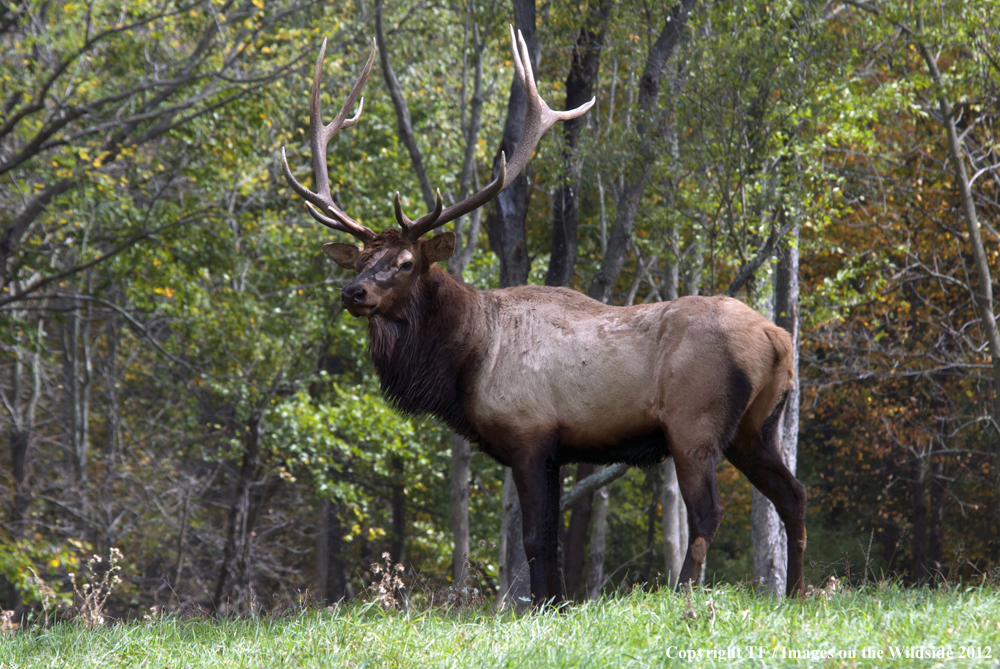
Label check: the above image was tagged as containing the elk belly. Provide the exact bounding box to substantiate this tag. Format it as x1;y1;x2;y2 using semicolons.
470;291;671;452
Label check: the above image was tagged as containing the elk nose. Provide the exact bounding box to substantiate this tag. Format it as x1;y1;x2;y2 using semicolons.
342;283;366;305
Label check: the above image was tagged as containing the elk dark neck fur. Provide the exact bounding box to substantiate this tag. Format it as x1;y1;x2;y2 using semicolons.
366;265;486;444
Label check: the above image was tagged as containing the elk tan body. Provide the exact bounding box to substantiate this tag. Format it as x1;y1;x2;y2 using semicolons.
470;288;791;460
281;30;807;604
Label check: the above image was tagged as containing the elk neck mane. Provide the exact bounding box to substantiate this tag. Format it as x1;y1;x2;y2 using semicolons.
365;264;486;444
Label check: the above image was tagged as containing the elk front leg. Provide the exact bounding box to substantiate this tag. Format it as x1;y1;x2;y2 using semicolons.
511;451;563;606
672;450;724;588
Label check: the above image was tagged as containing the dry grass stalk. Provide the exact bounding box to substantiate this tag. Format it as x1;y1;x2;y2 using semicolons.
69;547;123;627
369;552;406;610
1;609;16;634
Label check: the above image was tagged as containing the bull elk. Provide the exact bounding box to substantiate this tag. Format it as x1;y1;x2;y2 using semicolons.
281;29;806;603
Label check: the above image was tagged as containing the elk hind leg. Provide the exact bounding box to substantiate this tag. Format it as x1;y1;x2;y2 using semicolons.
725;394;806;596
671;446;724;589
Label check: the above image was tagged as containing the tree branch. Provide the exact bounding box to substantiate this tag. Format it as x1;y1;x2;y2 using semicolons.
0;179;74;288
0;213;198;308
726;220;790;297
561;463;629;511
375;3;436;212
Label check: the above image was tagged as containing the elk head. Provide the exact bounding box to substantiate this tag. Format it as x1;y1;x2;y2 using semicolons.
281;28;594;318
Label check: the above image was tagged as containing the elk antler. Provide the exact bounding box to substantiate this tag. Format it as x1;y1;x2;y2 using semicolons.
396;26;595;240
281;38;378;243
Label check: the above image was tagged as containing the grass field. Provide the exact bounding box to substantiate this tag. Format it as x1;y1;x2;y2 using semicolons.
3;584;999;668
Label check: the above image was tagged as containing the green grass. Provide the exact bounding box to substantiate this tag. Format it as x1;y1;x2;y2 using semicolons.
3;584;1000;667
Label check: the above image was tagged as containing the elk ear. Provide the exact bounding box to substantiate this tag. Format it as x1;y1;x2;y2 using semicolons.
323;242;360;269
423;231;456;264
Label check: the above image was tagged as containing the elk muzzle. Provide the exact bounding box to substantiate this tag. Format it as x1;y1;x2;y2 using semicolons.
342;279;374;317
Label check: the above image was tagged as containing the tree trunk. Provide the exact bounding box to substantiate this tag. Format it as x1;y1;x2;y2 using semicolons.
449;433;471;585
562;463;594;599
496;467;529;609
390;454;405;566
61;291;93;486
927;410;946;578
546;0;612;288
213;412;263;611
8;324;40;528
586;480;609;600
102;312;121;461
235;474;280;598
587;0;697;303
375;5;435;211
448;3;489;277
10;428;29;525
751;227;799;594
909;451;929;580
316;497;349;604
661;458;687;587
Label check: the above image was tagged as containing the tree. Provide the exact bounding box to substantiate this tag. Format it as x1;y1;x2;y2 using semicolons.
752;231;799;594
586;0;697;304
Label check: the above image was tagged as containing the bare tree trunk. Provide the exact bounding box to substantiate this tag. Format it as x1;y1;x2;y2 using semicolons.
751;227;799;594
315;499;328;601
496;468;529;609
587;0;697;303
8;319;41;529
375;5;435;211
546;0;612;288
447;4;488;278
316;497;349;604
661;458;687;587
101;310;121;462
586;480;609;600
449;434;471;584
390;454;405;566
640;467;661;585
213;407;270;611
173;483;192;598
928;409;947;577
910;449;929;580
10;427;29;523
62;297;78;482
59;289;94;487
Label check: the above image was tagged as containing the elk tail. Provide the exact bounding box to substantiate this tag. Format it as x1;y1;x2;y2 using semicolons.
764;325;795;392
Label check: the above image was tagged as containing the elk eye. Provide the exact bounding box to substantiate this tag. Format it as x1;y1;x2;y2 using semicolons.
400;261;413;271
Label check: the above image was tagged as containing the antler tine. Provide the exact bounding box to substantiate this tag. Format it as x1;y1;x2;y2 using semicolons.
504;26;594;189
398;26;591;240
280;38;378;243
395;189;444;232
402;156;506;239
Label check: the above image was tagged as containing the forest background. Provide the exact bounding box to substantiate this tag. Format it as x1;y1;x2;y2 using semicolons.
1;0;999;618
